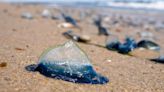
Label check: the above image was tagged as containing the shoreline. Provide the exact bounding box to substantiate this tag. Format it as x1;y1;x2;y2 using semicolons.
1;1;164;13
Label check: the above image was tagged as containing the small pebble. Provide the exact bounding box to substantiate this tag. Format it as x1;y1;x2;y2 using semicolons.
3;9;8;13
0;62;7;67
4;77;11;81
79;35;91;42
26;45;29;48
119;74;123;76
41;9;51;18
12;28;17;31
15;48;25;51
105;59;112;63
58;23;74;28
21;12;33;19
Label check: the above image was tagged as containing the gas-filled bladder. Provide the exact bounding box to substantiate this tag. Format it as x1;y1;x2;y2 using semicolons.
32;40;109;84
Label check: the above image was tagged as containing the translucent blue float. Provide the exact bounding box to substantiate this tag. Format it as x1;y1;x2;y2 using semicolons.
35;41;109;84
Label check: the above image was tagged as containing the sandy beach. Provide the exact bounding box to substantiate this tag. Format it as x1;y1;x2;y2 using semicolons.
0;3;164;92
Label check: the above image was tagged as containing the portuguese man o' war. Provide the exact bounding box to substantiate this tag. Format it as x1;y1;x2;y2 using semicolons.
94;17;110;36
118;37;137;54
137;40;160;51
150;56;164;64
61;13;81;30
150;46;164;64
33;41;109;84
106;37;137;54
62;13;77;26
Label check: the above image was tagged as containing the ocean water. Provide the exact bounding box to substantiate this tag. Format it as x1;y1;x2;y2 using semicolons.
1;0;164;11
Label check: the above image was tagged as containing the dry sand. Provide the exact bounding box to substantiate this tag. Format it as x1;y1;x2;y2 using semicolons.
0;3;164;92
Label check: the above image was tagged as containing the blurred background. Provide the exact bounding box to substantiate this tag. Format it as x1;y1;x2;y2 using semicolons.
1;0;164;11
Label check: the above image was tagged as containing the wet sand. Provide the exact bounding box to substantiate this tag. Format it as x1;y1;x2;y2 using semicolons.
0;3;164;92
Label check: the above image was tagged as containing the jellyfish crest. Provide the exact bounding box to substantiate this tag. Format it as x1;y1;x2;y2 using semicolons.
39;41;91;67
